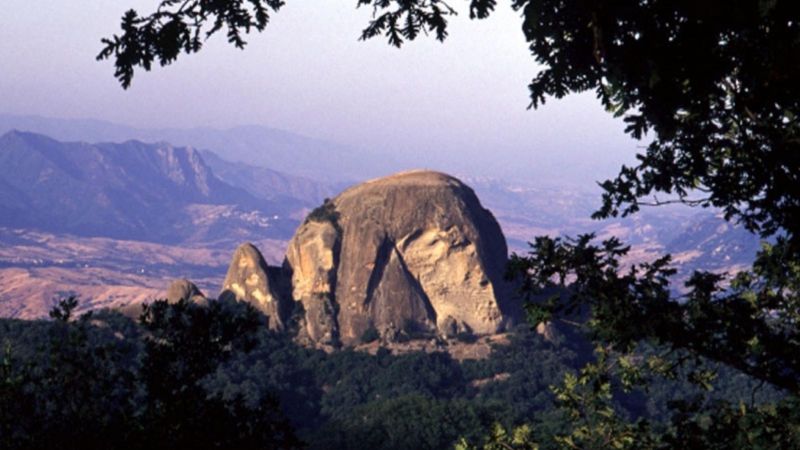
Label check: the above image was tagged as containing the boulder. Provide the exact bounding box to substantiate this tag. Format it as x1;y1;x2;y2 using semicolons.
165;278;206;304
285;170;516;345
118;278;206;318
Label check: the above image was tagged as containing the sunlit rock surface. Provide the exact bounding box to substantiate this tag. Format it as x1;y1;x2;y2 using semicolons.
220;243;288;330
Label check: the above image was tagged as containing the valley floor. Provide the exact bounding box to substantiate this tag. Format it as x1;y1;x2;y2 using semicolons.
0;227;287;318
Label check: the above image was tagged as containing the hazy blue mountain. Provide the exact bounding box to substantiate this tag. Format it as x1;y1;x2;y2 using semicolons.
0;130;299;243
0;114;398;182
200;150;347;207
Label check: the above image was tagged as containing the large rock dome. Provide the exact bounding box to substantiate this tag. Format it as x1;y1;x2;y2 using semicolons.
284;170;515;346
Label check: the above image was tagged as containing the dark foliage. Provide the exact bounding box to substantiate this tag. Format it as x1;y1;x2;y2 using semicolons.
0;299;301;450
97;0;285;88
135;298;301;449
508;234;800;395
360;326;380;343
1;306;141;449
3;304;778;450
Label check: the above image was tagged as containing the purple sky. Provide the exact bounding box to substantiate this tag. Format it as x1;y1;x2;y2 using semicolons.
1;1;640;183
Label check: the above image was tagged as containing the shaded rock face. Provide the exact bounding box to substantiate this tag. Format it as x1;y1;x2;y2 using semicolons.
366;244;437;339
285;170;515;346
220;243;288;330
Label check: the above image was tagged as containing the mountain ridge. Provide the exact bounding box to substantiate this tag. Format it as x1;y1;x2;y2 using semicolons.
0;130;297;243
0;113;398;182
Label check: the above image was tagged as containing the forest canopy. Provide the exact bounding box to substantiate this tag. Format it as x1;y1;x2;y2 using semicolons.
0;300;781;449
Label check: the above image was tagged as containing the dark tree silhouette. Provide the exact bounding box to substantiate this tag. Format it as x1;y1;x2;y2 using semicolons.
135;298;302;449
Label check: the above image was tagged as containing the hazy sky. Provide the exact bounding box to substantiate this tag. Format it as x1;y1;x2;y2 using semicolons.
1;1;641;184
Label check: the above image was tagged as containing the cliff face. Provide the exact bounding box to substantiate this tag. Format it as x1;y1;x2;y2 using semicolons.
284;170;514;346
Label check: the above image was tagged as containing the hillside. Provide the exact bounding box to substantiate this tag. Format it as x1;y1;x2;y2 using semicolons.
200;149;343;208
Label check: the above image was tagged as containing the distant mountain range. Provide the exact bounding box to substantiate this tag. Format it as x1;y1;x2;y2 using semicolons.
0;124;764;318
0;114;398;182
0;130;301;243
199;150;346;208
